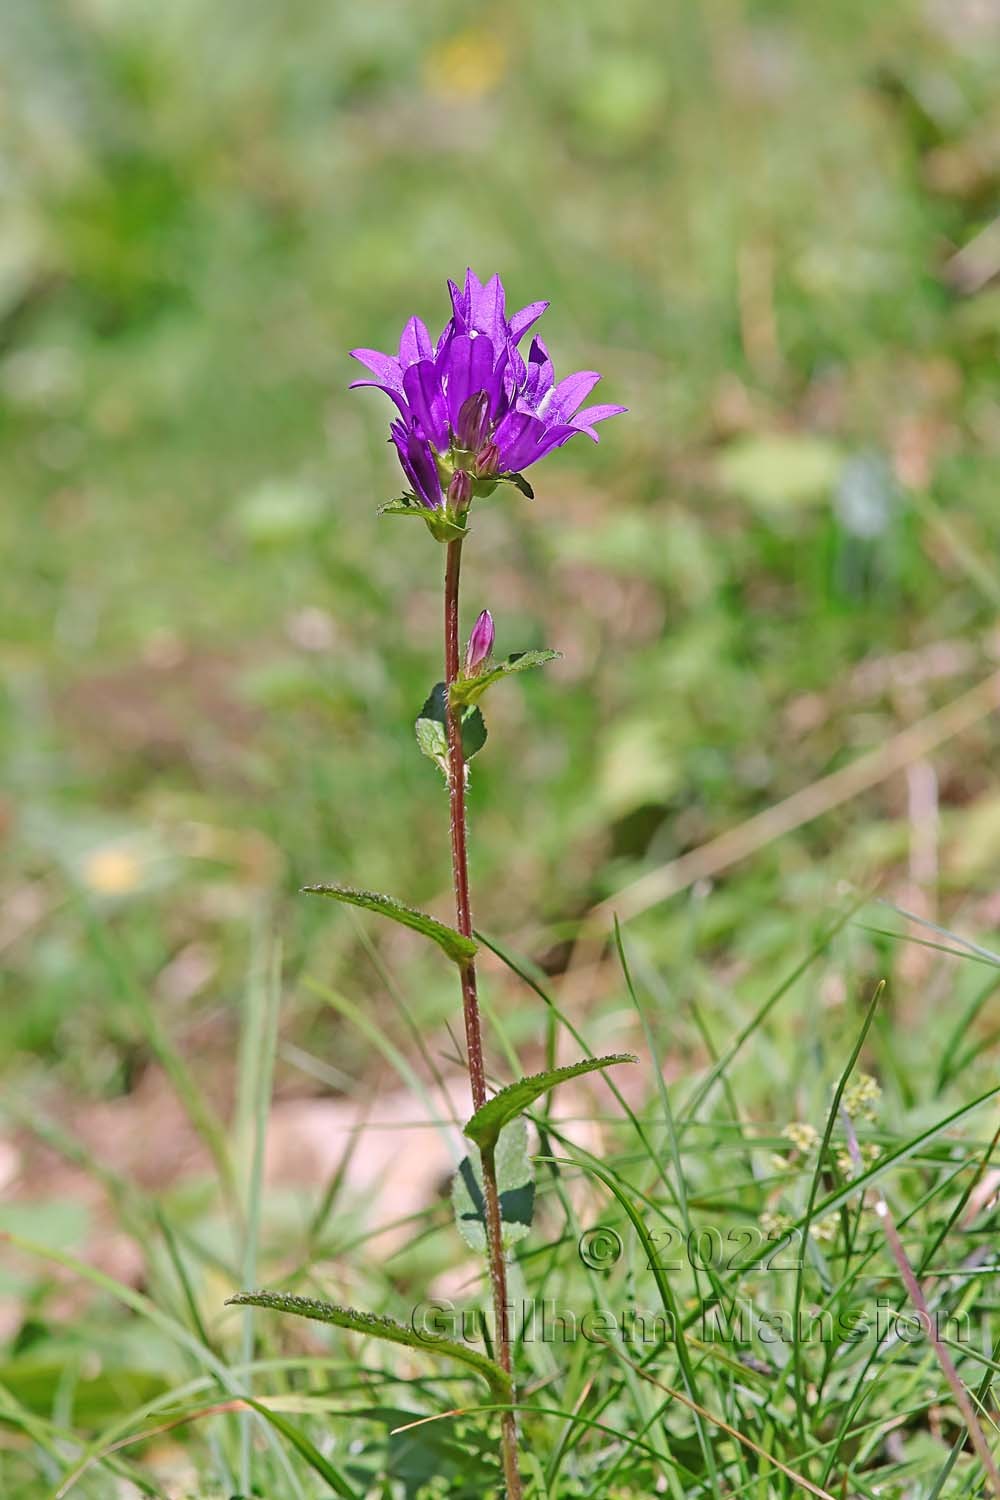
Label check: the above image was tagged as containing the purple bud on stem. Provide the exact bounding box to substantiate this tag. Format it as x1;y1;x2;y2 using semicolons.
456;391;491;451
464;609;494;674
447;469;473;511
474;440;501;479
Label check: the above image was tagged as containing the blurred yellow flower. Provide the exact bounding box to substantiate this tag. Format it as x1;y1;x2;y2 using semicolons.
842;1073;882;1125
809;1213;840;1244
785;1121;820;1154
423;29;507;103
836;1142;882;1178
82;845;142;895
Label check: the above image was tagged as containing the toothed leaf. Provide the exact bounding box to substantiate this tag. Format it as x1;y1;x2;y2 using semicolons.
451;650;561;708
302;884;476;965
465;1054;638;1151
377;494;428;518
227;1291;510;1399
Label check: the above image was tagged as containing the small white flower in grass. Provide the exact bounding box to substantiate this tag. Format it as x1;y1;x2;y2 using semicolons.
842;1072;882;1124
785;1121;820;1154
810;1213;840;1243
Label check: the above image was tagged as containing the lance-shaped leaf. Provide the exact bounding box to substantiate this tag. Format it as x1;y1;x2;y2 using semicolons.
451;1117;535;1254
302;884;476;966
415;681;487;778
227;1292;511;1401
464;1054;638;1152
450;650;561;709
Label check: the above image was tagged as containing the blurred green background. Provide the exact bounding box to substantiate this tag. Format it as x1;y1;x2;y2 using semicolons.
2;0;1000;1370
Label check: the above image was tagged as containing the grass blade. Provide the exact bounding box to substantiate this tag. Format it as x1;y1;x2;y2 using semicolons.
243;1397;361;1498
678;895;863;1129
789;982;882;1436
236;932;282;1495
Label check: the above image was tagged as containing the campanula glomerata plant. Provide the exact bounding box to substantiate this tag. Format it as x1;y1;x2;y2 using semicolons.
229;271;629;1497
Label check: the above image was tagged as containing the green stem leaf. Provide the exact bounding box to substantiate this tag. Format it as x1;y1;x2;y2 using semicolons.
451;650;561;709
452;1118;535;1253
226;1292;511;1402
415;681;487;776
302;884;476;966
464;1054;638;1151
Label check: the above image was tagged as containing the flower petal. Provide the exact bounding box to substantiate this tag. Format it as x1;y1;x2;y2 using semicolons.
541;370;602;422
570;402;628;439
469;273;506;344
521;337;554;407
447;277;466;324
402;360;449;449
348;378;410;417
397;316;433;367
508;300;549;344
391;420;442;509
531;423;583;461
494;410;552;471
441;333;499;427
350;348;402;388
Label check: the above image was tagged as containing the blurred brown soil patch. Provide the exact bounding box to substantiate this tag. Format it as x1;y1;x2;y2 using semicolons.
57;640;261;777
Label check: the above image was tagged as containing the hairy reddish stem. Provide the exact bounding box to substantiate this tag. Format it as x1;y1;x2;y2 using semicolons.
444;539;487;1110
443;538;522;1499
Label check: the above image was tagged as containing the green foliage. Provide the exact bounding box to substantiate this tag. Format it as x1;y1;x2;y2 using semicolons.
9;913;1000;1496
302;884;477;965
378;496;469;543
377;494;436;520
464;1054;638;1150
451;1117;536;1253
716;434;843;514
415;682;488;777
226;1291;512;1401
451;650;561;709
239;1397;362;1498
499;471;535;500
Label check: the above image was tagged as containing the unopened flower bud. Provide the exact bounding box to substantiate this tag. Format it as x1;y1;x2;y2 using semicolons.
464;610;494;673
447;468;472;511
456;391;490;451
474;440;501;479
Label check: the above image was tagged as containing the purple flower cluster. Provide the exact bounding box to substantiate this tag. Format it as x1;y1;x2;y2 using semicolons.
350;270;625;528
